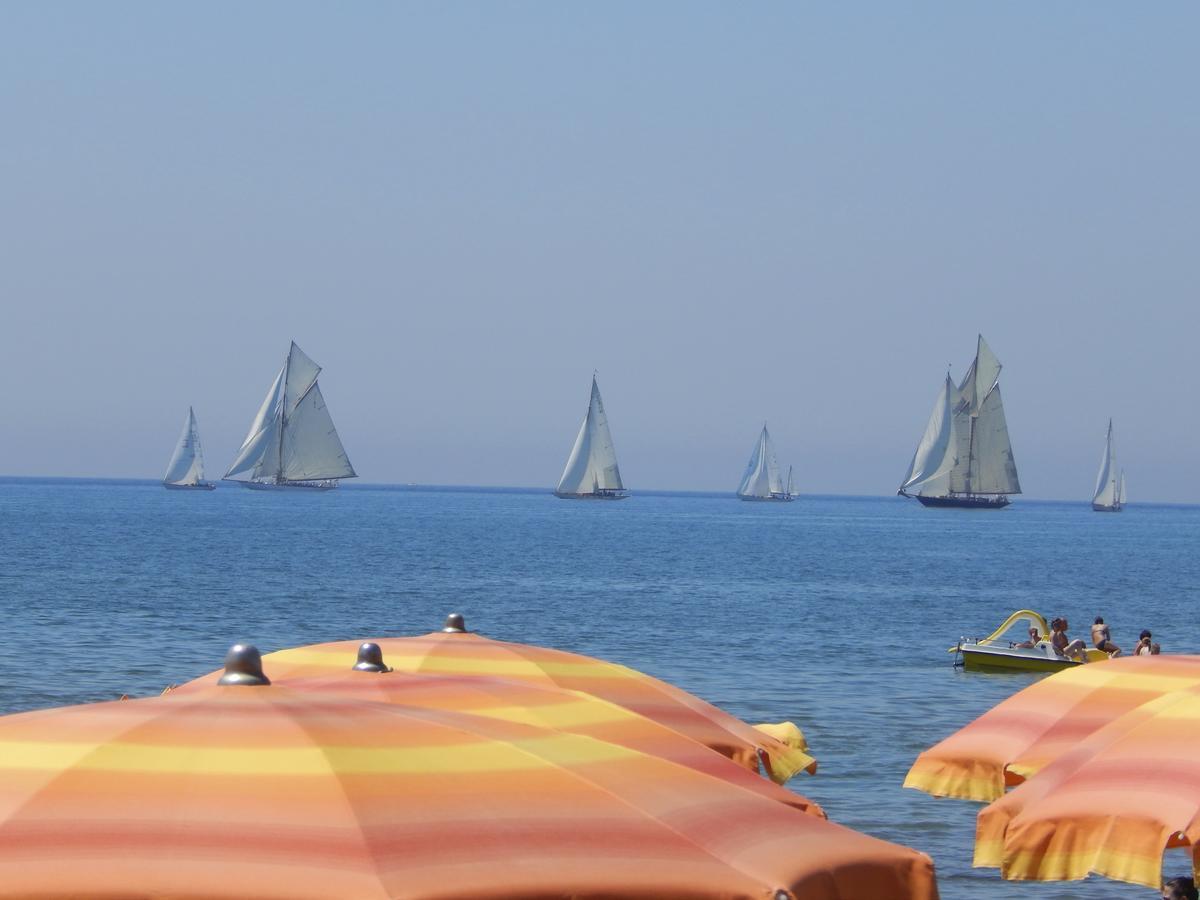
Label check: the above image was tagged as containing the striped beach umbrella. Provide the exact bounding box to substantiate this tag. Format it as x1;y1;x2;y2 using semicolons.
184;615;816;784
973;681;1200;889
176;653;823;816
0;652;938;899
904;655;1200;801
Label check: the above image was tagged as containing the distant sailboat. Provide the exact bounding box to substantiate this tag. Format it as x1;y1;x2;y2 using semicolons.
1092;419;1123;512
162;407;216;491
898;335;1021;509
555;375;627;499
223;342;357;491
737;425;795;502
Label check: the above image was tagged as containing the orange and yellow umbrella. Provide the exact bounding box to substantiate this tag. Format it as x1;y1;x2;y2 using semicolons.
973;681;1200;889
184;618;816;784
0;677;937;898
175;651;823;817
904;655;1200;802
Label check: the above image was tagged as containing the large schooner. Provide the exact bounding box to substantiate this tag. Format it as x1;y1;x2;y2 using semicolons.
162;407;216;491
899;335;1021;509
1092;419;1125;512
223;342;357;491
737;424;795;501
555;375;627;499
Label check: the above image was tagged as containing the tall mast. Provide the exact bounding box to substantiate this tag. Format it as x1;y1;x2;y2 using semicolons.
276;346;291;485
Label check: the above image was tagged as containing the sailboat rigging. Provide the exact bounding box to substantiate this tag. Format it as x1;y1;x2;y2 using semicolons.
898;335;1021;509
555;375;627;499
223;342;357;491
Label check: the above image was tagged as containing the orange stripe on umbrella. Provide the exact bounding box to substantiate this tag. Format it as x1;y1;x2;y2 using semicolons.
904;655;1200;802
0;648;938;900
182;615;817;784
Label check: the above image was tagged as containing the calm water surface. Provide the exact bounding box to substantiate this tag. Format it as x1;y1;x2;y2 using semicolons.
2;479;1198;898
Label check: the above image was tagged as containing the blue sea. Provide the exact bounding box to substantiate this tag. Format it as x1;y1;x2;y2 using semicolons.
2;478;1198;898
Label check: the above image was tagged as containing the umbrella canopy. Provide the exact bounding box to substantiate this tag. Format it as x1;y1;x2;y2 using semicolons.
973;681;1200;889
175;651;823;817
0;656;938;899
904;655;1200;801
183;616;816;784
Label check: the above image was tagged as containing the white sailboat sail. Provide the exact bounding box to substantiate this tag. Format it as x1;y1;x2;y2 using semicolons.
224;342;356;485
901;335;1020;505
737;425;786;498
1093;420;1120;509
1118;471;1127;505
556;376;624;496
899;375;958;495
163;407;207;486
963;385;1021;495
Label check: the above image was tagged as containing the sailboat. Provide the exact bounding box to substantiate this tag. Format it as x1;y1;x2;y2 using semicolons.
162;407;216;491
555;375;627;499
1092;419;1124;512
223;342;357;491
737;425;795;501
898;335;1021;509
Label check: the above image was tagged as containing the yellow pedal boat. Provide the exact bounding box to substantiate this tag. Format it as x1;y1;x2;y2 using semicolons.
951;610;1107;673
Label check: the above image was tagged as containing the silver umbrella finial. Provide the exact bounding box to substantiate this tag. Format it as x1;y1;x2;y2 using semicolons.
217;644;271;686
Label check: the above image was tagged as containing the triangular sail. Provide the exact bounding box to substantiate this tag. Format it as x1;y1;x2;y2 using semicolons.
163;407;206;485
1093;420;1118;507
225;342;355;483
280;382;356;481
967;385;1021;494
1118;472;1127;504
737;426;784;498
899;375;958;495
557;377;623;495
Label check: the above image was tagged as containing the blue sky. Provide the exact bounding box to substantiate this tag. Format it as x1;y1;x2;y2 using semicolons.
1;3;1196;499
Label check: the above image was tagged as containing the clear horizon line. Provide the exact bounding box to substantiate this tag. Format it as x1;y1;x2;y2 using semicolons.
0;474;1186;507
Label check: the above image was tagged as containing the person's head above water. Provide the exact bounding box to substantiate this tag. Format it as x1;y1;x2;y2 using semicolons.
1162;875;1197;900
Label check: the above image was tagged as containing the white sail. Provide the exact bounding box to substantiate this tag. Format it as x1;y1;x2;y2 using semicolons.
940;336;1020;496
280;382;356;480
163;407;206;485
1093;419;1119;508
965;385;1021;494
738;425;785;498
899;375;958;495
556;377;624;495
1118;471;1127;505
225;342;355;484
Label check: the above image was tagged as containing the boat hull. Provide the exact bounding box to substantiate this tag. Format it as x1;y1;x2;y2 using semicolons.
553;491;628;500
239;481;339;492
960;645;1080;673
913;494;1010;509
163;482;217;491
1092;503;1123;512
738;495;795;502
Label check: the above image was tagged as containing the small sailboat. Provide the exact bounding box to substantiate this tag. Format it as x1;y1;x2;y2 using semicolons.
555;375;627;499
223;342;357;491
737;425;795;502
162;407;216;490
898;334;1021;509
1092;419;1123;512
